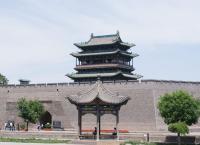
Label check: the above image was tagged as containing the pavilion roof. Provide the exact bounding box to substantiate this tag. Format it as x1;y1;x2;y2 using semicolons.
71;49;139;58
66;71;142;79
67;80;130;105
67;71;142;79
74;31;135;48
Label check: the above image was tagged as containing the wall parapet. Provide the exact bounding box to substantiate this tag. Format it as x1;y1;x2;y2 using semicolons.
0;79;200;88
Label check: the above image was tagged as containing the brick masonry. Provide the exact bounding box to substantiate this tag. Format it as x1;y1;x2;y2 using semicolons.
0;80;200;131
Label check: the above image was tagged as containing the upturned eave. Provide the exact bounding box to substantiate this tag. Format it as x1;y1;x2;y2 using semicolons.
66;71;141;79
71;50;138;58
66;80;130;105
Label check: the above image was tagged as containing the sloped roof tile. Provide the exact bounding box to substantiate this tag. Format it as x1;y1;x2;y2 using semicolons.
67;80;130;105
74;32;135;48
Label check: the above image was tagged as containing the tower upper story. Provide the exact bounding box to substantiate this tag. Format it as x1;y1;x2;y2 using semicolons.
67;31;142;82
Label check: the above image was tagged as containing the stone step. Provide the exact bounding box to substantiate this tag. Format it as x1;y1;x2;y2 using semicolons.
71;140;97;145
71;140;121;145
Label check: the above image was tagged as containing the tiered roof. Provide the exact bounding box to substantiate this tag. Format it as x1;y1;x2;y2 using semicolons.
67;79;130;105
67;31;142;82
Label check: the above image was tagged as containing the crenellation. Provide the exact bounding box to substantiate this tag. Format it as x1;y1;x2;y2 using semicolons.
1;79;200;89
57;82;69;86
36;83;48;86
46;83;58;86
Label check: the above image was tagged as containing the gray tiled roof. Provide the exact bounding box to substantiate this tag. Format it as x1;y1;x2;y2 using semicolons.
71;49;139;58
74;32;135;48
122;73;143;79
66;71;142;79
67;80;130;105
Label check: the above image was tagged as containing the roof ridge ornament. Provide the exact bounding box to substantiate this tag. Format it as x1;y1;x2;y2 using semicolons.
97;75;101;81
96;76;103;95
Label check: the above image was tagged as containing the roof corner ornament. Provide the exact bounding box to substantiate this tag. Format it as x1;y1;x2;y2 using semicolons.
115;30;121;42
91;33;94;38
116;30;120;36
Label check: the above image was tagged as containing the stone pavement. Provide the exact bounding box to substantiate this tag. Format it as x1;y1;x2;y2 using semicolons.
0;141;121;145
96;140;120;145
71;140;121;145
0;143;82;145
71;140;96;145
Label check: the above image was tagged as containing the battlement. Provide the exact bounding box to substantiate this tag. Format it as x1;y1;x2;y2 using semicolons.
0;79;200;89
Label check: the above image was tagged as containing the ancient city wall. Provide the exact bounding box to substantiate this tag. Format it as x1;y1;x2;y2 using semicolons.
0;80;200;131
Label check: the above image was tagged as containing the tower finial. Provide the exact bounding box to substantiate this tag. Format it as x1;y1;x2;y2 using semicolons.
97;75;101;81
97;76;101;93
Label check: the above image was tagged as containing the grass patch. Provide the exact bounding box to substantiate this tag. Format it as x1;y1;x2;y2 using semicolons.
121;141;191;145
0;137;70;144
121;141;156;145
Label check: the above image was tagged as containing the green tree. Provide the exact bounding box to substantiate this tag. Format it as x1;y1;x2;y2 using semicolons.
17;98;44;131
158;90;200;145
0;73;8;85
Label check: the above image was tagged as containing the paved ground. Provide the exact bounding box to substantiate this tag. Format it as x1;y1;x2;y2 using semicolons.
0;141;121;145
0;143;82;145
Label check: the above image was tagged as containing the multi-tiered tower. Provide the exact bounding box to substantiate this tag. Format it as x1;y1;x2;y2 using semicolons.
67;31;142;82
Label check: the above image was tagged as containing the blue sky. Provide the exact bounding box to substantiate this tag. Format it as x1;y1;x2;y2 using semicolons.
0;0;200;84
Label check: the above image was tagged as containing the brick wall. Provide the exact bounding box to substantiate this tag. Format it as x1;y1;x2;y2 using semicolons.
0;80;200;131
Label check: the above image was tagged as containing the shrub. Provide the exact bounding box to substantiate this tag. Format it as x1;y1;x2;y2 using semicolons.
44;123;51;128
19;124;26;130
168;122;189;135
121;141;156;145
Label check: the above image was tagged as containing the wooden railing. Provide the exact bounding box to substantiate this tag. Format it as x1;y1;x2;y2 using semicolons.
75;63;134;70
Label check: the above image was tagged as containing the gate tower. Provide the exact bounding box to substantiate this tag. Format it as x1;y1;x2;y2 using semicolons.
67;31;142;82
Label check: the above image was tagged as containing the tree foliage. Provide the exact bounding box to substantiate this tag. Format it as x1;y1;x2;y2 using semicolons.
168;122;189;135
17;98;44;130
158;90;200;126
0;73;8;85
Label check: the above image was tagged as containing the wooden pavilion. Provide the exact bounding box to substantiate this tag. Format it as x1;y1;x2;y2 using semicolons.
67;79;130;140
